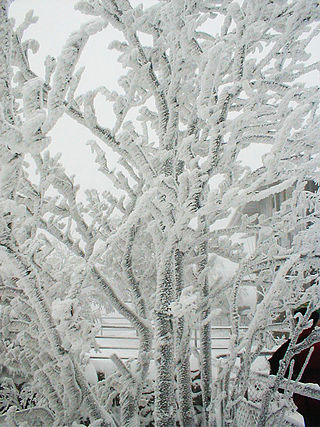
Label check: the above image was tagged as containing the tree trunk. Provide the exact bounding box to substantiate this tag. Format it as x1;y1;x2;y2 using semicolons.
200;305;212;426
174;249;195;427
198;217;212;426
154;254;176;427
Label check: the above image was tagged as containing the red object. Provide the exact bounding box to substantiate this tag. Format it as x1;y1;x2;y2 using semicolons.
291;327;320;423
269;326;320;426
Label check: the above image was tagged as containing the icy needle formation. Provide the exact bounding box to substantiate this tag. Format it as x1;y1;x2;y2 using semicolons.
0;0;320;426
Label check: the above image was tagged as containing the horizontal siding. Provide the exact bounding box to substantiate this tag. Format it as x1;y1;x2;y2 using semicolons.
91;313;250;362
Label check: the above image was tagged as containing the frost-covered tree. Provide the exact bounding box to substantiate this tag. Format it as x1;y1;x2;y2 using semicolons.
0;0;320;426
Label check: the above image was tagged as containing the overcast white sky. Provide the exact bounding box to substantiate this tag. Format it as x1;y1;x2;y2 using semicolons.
10;0;123;194
9;1;320;197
